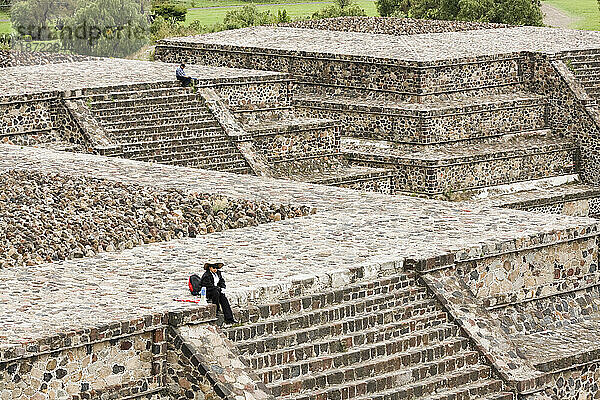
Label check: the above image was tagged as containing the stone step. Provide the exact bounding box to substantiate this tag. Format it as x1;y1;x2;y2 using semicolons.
0;127;53;139
477;391;515;400
124;144;243;162
166;157;252;174
259;335;470;385
87;86;192;102
575;74;600;85
573;66;600;78
106;120;220;136
587;86;600;95
243;117;342;163
235;273;418;325
98;106;214;123
367;378;504;400
563;49;600;59
91;101;208;118
100;109;216;127
243;117;340;136
237;308;448;356
121;135;233;149
280;357;489;400
133;152;250;172
226;286;429;342
248;322;460;371
570;59;600;69
233;106;295;126
294;91;546;144
122;141;239;160
103;115;220;132
90;93;199;110
110;127;225;144
270;342;477;397
344;131;577;195
81;81;183;97
474;182;600;218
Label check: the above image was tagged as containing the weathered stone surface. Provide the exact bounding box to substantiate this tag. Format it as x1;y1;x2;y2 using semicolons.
0;169;310;269
279;16;508;35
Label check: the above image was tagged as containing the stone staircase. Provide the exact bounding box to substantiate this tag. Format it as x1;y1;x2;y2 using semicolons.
563;49;600;101
223;273;514;400
296;87;578;197
87;85;253;174
226;92;395;192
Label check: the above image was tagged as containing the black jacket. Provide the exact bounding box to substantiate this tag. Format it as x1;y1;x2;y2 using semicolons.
200;270;226;301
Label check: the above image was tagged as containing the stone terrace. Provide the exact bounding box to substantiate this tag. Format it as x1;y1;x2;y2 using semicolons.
161;26;600;62
0;58;283;99
0;143;597;350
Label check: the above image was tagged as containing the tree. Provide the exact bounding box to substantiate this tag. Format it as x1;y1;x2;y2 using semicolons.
376;0;543;26
151;2;187;22
60;0;149;57
312;3;367;19
220;5;274;30
11;0;75;39
376;0;410;17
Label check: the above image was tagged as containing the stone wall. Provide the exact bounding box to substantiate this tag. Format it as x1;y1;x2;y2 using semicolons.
0;50;95;68
279;17;508;35
154;44;523;99
504;196;600;218
455;235;597;301
296;95;546;144
0;314;170;400
169;324;273;400
525;53;600;185
419;226;600;398
0;169;312;269
526;362;600;400
0;96;91;148
349;141;576;195
0;308;217;400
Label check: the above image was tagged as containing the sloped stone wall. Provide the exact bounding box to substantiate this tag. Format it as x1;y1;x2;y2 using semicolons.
526;54;600;185
0;97;91;148
0;169;312;269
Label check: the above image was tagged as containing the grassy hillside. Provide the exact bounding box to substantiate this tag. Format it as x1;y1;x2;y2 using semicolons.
185;0;378;26
543;0;600;30
0;10;9;34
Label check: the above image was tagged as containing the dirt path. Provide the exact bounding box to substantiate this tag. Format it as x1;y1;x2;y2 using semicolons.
541;3;578;29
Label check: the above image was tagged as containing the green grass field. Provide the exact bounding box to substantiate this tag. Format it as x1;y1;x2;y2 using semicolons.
185;0;378;26
0;10;10;34
542;0;600;30
0;22;10;34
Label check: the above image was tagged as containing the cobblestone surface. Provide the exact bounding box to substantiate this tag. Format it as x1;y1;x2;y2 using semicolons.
164;26;600;62
0;59;284;99
0;144;597;354
0;50;95;68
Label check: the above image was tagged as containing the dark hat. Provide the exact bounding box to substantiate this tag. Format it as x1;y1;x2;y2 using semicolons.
204;262;224;270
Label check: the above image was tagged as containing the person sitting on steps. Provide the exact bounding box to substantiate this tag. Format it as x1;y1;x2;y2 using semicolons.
200;262;238;324
175;63;196;87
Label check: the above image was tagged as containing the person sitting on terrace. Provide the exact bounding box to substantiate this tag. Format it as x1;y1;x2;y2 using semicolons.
200;262;238;324
175;63;195;87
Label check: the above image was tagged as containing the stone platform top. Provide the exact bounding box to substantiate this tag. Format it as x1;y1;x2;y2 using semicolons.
161;26;600;63
1;144;598;355
0;58;285;99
